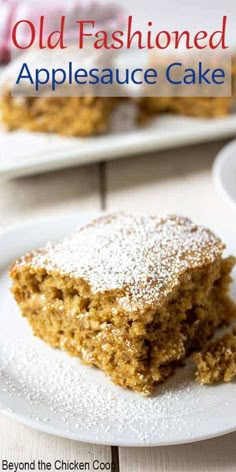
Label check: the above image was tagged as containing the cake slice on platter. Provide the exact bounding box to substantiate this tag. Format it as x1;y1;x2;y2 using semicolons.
10;213;236;395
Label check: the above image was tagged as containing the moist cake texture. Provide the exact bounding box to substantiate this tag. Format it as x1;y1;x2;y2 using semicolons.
193;327;236;384
1;92;114;137
10;213;236;394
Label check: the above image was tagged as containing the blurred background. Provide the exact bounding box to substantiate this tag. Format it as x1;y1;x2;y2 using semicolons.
0;0;235;225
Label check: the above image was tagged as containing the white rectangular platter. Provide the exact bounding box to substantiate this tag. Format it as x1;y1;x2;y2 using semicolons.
1;110;236;180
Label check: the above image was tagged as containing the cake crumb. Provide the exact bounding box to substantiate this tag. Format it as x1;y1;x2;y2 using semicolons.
193;327;236;384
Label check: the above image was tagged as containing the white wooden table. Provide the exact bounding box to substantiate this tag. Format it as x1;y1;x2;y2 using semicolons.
1;138;236;471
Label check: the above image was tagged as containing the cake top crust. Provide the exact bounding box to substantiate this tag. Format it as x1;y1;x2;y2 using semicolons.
14;213;225;311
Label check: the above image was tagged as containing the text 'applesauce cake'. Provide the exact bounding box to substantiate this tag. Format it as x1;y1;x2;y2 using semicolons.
10;213;236;395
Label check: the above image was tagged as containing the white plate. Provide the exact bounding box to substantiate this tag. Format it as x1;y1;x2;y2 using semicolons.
213;139;236;212
1;110;236;180
0;213;236;447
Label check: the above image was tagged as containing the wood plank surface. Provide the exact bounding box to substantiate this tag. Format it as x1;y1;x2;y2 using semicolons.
118;433;236;472
0;163;101;229
106;139;236;230
0;416;112;469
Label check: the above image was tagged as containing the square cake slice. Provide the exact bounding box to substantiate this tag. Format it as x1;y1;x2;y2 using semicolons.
10;213;236;395
2;92;114;137
139;96;233;119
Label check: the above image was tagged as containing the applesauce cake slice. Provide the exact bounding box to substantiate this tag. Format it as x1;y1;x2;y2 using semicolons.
10;213;236;395
1;92;114;137
138;96;233;119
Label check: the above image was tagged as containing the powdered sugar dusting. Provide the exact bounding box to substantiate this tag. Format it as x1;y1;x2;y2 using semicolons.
0;279;234;446
1;218;236;446
15;213;224;311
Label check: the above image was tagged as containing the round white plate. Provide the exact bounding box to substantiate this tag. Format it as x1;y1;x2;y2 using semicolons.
213;140;236;212
0;213;236;447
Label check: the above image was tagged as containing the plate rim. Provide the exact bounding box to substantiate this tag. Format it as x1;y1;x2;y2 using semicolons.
1;405;236;448
213;139;236;212
2;113;236;180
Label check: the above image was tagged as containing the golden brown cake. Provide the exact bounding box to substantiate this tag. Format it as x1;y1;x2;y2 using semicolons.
10;213;236;395
1;92;114;137
138;53;235;119
193;327;236;384
139;96;233;119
